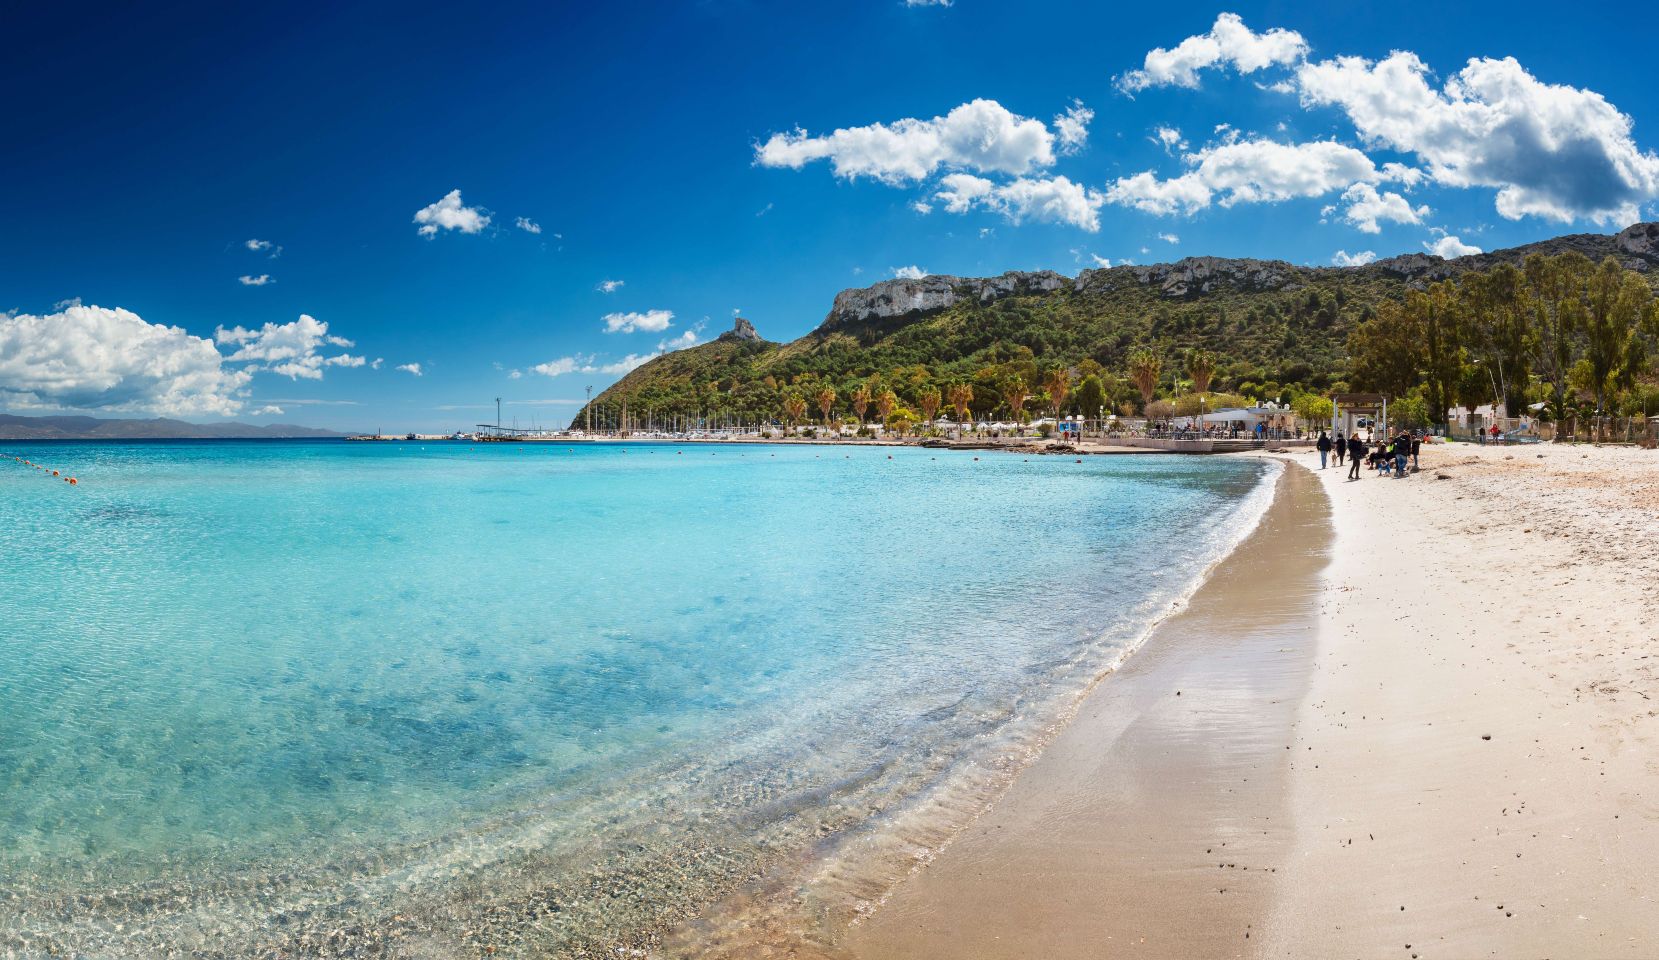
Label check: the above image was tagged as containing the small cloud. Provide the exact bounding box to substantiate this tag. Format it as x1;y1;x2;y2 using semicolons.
598;353;656;375
1331;249;1377;267
1426;235;1482;259
325;335;354;347
891;265;927;280
979;227;995;239
1090;254;1112;268
396;363;424;376
371;358;384;370
532;355;596;377
413;189;490;237
245;239;282;258
514;216;542;234
910;200;934;215
903;0;951;6
1053;100;1093;155
1152;126;1187;155
597;279;625;294
1157;232;1180;244
508;369;522;379
602;309;674;334
252;404;285;416
756;202;774;217
238;274;274;286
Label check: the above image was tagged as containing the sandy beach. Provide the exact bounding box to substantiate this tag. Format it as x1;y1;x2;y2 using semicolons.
838;442;1659;959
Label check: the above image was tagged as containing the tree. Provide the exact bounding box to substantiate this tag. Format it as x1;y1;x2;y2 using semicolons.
1042;367;1071;419
1291;392;1334;427
1074;375;1107;424
782;394;807;430
918;386;942;426
1584;257;1652;420
1463;263;1534;416
948;383;973;429
851;385;872;423
1126;350;1162;412
876;388;897;424
1001;376;1029;422
1347;300;1423;400
1525;252;1588;429
1415;282;1463;426
1184;349;1217;395
816;386;837;426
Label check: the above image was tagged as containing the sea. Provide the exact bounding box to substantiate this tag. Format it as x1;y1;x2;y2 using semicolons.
0;440;1276;956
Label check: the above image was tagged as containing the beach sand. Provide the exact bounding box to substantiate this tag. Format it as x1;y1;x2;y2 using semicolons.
837;443;1659;959
839;460;1329;959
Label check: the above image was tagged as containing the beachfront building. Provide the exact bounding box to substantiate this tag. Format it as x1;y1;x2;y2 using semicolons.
1172;405;1298;438
1332;392;1387;438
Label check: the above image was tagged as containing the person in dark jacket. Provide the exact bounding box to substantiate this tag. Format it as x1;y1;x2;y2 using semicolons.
1347;434;1365;479
1316;430;1332;468
1394;431;1412;477
1411;432;1423;471
1334;430;1346;466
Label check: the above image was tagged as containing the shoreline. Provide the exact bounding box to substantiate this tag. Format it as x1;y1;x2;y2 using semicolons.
826;442;1659;959
836;460;1329;959
654;457;1289;958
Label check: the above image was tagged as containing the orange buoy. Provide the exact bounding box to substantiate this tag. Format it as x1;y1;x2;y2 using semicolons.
52;470;59;476
68;478;77;485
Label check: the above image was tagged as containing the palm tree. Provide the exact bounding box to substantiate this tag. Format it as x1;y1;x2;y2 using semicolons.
1127;350;1162;414
816;386;837;427
851;385;872;424
1042;368;1070;419
1184;349;1216;396
876;389;897;425
783;395;807;432
918;386;942;427
1001;376;1029;423
948;383;973;436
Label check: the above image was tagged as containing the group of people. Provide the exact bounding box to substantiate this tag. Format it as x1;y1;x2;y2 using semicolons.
1316;428;1422;479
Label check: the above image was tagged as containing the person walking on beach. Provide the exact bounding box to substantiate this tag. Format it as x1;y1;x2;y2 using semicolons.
1334;429;1346;467
1411;431;1423;472
1317;430;1332;468
1394;430;1412;477
1347;432;1365;479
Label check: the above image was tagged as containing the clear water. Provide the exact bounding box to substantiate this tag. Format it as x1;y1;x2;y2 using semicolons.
0;441;1272;955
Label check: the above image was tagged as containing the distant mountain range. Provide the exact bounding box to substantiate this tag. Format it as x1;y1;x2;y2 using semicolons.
0;414;343;440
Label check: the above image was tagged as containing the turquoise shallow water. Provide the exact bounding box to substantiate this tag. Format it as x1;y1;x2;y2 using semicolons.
0;440;1272;955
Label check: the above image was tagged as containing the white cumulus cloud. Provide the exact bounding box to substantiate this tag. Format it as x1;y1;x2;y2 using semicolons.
1340;182;1430;233
214;314;363;381
238;274;274;286
1331;249;1377;267
1298;51;1659;223
413;189;490;237
598;354;656;376
1106;139;1384;215
0;303;252;415
935;173;1105;231
755;98;1057;184
1157;232;1180;244
596;279;625;293
245;239;282;258
252;405;285;416
396;363;423;376
602;309;674;334
1115;12;1308;94
891;265;928;280
1426;235;1482;259
514;216;542;234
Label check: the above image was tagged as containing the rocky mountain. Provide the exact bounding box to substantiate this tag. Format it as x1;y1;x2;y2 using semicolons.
0;414;344;440
572;223;1659;428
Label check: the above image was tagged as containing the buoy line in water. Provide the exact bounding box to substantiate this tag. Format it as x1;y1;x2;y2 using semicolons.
4;454;79;486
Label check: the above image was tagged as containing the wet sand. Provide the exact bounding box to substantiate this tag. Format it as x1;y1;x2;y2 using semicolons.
840;462;1330;959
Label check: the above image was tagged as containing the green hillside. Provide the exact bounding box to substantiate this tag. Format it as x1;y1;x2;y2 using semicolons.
574;223;1659;430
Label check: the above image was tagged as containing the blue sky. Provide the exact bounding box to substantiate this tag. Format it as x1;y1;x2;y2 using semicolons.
3;0;1656;431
